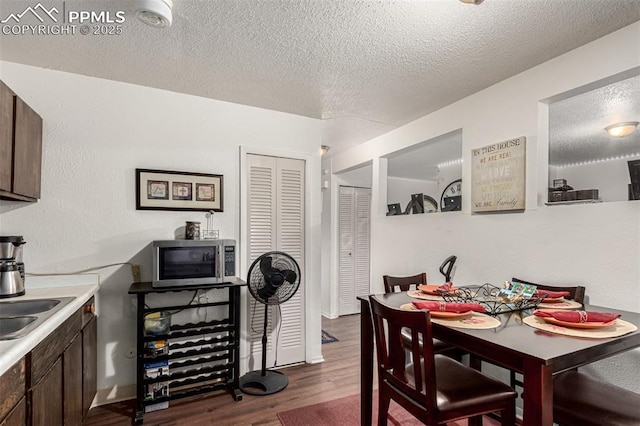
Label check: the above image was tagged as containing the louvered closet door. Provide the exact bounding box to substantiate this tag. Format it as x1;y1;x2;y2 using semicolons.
275;158;305;365
338;186;371;316
246;154;305;369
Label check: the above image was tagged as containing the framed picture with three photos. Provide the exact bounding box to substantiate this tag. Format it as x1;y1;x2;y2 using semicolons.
136;168;224;212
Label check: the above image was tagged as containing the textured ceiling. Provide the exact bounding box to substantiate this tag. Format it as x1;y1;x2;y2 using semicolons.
550;74;640;167
0;0;639;158
386;130;462;180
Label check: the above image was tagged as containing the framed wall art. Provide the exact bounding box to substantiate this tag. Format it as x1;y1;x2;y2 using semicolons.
471;136;526;213
136;168;224;211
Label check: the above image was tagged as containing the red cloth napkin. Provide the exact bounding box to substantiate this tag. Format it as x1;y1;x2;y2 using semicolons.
534;310;620;323
535;290;571;299
436;282;454;292
412;301;486;313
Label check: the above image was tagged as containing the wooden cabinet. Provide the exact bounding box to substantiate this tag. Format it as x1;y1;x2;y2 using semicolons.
82;316;98;417
31;358;63;426
0;80;14;194
63;335;83;425
0;358;25;425
13;97;42;199
0;398;25;426
58;301;97;424
0;298;97;426
0;79;42;202
28;298;97;424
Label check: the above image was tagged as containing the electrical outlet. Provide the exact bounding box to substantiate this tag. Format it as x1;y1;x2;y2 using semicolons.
131;264;141;283
125;348;136;359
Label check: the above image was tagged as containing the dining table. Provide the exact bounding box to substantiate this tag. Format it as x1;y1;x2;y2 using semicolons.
358;291;640;426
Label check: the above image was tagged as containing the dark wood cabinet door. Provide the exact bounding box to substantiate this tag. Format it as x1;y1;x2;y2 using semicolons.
13;96;42;199
82;317;98;418
0;398;25;426
31;358;63;426
64;335;83;426
0;358;25;423
0;80;14;193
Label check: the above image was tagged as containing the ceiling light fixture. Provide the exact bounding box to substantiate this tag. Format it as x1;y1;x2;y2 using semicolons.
459;0;484;4
605;121;639;138
135;0;173;28
321;145;330;156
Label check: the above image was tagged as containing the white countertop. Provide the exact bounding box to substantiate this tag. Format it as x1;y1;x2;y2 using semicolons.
0;274;100;376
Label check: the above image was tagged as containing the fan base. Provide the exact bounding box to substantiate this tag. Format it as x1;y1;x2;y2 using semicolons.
239;370;288;395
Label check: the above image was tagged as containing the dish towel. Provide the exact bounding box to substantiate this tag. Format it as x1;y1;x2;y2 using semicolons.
534;310;620;323
534;290;571;299
412;301;486;313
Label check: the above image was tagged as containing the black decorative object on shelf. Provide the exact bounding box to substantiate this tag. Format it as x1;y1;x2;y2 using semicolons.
386;203;402;216
403;193;436;214
410;193;425;213
440;283;543;316
629;160;640;200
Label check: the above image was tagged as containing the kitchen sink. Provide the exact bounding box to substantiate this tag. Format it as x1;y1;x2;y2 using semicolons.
0;316;37;334
0;299;62;316
0;297;74;340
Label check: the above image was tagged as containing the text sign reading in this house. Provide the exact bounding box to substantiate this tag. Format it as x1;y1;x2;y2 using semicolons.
471;137;526;213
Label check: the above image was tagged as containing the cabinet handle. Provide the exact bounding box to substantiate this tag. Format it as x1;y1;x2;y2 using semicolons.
84;303;95;314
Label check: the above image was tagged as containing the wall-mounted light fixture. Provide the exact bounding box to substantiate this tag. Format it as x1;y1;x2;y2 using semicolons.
459;0;484;4
321;145;330;156
135;0;173;28
605;121;639;138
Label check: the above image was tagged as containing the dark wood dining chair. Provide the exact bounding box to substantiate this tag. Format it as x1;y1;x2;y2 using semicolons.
509;277;587;394
553;370;640;426
511;277;586;304
383;273;464;360
369;295;517;426
383;273;427;293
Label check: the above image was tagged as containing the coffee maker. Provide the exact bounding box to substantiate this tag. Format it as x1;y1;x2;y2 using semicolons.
0;236;26;298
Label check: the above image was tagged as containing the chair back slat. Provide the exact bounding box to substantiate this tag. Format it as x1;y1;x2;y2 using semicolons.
369;295;438;412
383;273;427;293
512;277;586;304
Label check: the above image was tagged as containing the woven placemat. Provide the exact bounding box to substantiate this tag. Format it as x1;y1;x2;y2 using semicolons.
406;290;443;301
523;315;637;338
400;303;501;329
538;299;582;309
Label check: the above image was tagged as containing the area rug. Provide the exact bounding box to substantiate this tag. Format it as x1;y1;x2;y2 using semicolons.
321;329;339;344
277;392;501;426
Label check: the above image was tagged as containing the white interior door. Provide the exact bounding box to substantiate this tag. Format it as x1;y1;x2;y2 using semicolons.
246;154;305;368
338;186;371;315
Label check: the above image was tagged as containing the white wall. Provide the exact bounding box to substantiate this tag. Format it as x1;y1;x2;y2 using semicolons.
553;156;640;202
0;62;323;403
337;163;372;188
387;177;438;207
325;22;640;391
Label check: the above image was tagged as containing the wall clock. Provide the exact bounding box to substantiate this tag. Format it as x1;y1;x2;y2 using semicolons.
423;195;438;213
441;179;462;212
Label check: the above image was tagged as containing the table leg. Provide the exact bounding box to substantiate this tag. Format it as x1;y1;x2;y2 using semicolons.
360;298;373;426
522;361;553;426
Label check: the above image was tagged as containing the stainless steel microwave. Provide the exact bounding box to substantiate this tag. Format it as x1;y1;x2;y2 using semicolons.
152;239;236;288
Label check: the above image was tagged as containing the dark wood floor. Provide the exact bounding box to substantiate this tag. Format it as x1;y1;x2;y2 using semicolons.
84;314;362;426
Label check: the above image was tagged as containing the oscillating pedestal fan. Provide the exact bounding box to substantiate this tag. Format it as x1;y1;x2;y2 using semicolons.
239;251;301;395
